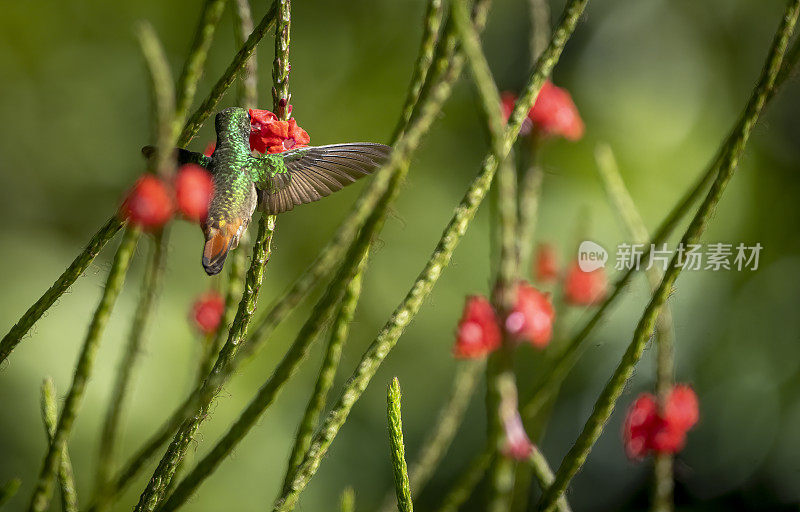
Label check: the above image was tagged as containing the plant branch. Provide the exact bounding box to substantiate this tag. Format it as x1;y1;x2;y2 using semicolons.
527;446;570;512
233;0;258;109
40;378;78;512
536;4;799;509
388;378;414;512
94;232;168;506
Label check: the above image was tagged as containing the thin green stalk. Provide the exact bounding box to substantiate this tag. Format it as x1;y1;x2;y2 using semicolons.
40;378;78;512
232;0;258;109
137;21;177;177
27;226;139;512
433;446;493;512
516;143;544;275
527;446;570;512
391;0;444;140
340;487;355;512
271;0;291;118
173;0;228;136
273;5;588;509
379;361;484;512
94;233;168;503
161;166;386;510
179;1;278;146
0;479;21;509
594;144;677;512
388;378;414;512
0;215;123;364
537;5;799;510
281;260;365;491
452;2;521;509
529;0;551;62
133;213;275;512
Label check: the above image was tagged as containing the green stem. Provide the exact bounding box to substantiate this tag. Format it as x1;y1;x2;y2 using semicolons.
0;479;21;509
271;0;291;118
527;446;570;512
516;144;543;276
40;378;78;512
173;0;228;136
281;259;364;491
528;0;551;62
433;445;493;512
232;0;258;109
28;226;140;512
0;215;123;364
593;144;677;512
388;378;414;512
536;4;799;510
132;213;275;512
379;360;484;512
391;0;444;141
339;487;355;512
179;1;278;146
137;21;177;177
95;233;168;504
272;5;587;509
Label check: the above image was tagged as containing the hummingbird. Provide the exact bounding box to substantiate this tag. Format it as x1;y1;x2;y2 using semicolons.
144;107;391;276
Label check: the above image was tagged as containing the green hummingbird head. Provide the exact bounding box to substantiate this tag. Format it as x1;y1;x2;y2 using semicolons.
214;106;250;141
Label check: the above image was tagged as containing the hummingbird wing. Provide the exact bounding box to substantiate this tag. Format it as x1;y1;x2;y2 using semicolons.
141;146;213;169
249;143;391;214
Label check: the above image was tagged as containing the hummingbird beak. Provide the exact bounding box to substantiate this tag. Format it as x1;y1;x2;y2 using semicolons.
202;220;242;276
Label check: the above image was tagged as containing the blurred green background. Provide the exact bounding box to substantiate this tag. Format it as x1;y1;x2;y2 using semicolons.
2;0;800;510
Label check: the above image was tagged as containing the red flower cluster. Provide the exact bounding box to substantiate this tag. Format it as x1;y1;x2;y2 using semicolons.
120;165;215;231
563;263;607;306
623;385;699;459
248;108;310;154
502;80;584;141
453;283;555;358
191;291;225;335
504;283;555;348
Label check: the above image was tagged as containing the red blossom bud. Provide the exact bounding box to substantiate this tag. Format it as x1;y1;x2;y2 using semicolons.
534;243;559;283
501;408;534;460
453;295;502;359
529;81;584;141
248;107;310;154
563;263;607;306
120;175;174;231
505;282;555;348
191;291;225;335
623;393;659;459
175;164;214;223
664;384;699;431
203;141;216;157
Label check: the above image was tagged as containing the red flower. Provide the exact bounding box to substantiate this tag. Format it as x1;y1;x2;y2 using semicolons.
664;385;699;431
623;393;659;459
501;408;534;460
203;141;216;157
248;108;310;154
453;295;502;359
191;291;225;335
175;164;214;223
534;244;559;283
529;81;584;140
120;175;174;231
505;282;555;348
563;263;607;306
623;385;699;459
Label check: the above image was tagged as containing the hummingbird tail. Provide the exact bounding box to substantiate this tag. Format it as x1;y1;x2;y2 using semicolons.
202;220;242;276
